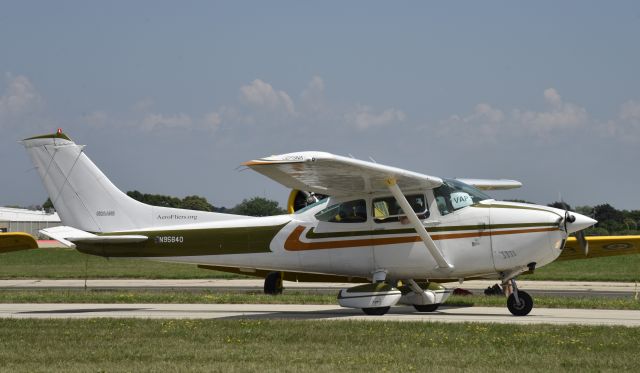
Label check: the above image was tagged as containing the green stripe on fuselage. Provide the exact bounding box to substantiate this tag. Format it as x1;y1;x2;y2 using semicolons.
77;223;289;258
305;222;558;239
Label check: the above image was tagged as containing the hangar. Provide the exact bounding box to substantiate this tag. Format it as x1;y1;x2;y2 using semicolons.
0;207;61;238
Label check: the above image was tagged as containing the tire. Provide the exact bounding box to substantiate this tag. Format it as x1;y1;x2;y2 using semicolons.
362;307;390;316
507;291;533;316
413;303;440;312
263;271;283;295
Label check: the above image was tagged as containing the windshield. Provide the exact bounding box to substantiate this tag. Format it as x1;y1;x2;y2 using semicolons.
433;178;491;215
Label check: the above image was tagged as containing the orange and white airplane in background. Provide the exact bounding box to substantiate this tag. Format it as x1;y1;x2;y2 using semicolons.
3;130;639;316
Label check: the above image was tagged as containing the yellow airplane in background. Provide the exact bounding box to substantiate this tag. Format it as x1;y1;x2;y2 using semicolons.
0;232;38;253
2;130;639;317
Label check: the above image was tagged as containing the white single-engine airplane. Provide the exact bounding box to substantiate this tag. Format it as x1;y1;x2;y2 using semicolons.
12;131;640;316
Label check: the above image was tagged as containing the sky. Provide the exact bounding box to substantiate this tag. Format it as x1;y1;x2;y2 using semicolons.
1;1;640;210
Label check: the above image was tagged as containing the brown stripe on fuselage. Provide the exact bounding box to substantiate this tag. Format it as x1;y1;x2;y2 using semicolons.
284;225;558;251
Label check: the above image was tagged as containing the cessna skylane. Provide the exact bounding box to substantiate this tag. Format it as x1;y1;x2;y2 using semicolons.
7;130;640;316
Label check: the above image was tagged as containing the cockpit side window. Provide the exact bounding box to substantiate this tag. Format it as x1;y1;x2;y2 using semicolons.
315;199;367;223
372;194;429;223
433;179;491;216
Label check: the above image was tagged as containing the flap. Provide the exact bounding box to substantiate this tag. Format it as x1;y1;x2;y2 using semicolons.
244;151;443;196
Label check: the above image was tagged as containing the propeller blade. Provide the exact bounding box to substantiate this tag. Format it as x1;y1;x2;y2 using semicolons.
575;231;589;256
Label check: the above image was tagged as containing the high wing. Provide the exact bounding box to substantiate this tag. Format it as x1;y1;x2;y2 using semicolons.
557;235;640;261
0;232;39;254
243;151;443;196
455;178;523;190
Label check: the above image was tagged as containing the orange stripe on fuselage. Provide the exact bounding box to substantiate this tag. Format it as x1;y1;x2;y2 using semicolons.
283;225;558;251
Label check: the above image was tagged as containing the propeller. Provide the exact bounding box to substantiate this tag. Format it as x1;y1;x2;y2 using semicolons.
288;190;328;213
575;230;589;257
563;209;575;232
558;198;589;257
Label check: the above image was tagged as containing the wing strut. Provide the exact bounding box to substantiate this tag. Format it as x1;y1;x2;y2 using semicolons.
385;177;454;270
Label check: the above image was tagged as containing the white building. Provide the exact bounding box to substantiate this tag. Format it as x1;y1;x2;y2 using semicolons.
0;207;61;238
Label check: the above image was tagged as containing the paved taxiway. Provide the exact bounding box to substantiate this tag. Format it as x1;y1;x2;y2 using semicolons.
1;303;640;326
1;279;637;298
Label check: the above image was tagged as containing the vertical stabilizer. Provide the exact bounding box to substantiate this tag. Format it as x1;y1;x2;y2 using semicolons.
22;132;243;232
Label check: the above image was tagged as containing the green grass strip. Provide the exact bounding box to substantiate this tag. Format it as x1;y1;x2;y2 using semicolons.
0;319;638;372
0;290;639;310
0;248;246;279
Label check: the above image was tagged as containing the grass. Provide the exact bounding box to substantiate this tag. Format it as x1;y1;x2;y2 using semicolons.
0;289;638;310
0;319;638;372
0;289;334;305
0;247;638;282
0;248;244;279
524;254;640;282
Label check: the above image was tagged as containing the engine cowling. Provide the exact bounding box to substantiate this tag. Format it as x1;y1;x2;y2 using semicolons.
287;190;327;213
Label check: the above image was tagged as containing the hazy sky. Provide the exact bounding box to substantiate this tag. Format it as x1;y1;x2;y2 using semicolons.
1;1;640;210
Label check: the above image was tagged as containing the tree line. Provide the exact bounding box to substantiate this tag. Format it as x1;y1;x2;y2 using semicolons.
38;192;285;217
513;200;640;236
125;191;287;217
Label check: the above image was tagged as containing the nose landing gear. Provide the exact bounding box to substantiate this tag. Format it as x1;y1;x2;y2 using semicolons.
505;278;533;316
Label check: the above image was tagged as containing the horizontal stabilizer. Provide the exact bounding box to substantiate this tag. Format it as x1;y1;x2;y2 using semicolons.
455;178;523;190
40;226;147;248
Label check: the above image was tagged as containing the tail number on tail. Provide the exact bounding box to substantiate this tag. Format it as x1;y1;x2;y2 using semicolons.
155;236;184;244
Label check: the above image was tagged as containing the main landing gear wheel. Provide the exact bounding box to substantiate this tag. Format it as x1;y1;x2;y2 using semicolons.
413;304;440;312
264;271;283;295
507;291;533;316
362;307;390;316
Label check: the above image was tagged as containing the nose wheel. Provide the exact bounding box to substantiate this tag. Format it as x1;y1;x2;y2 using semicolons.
505;278;533;316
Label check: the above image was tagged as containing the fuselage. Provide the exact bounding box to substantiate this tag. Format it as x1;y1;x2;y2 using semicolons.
76;196;587;283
